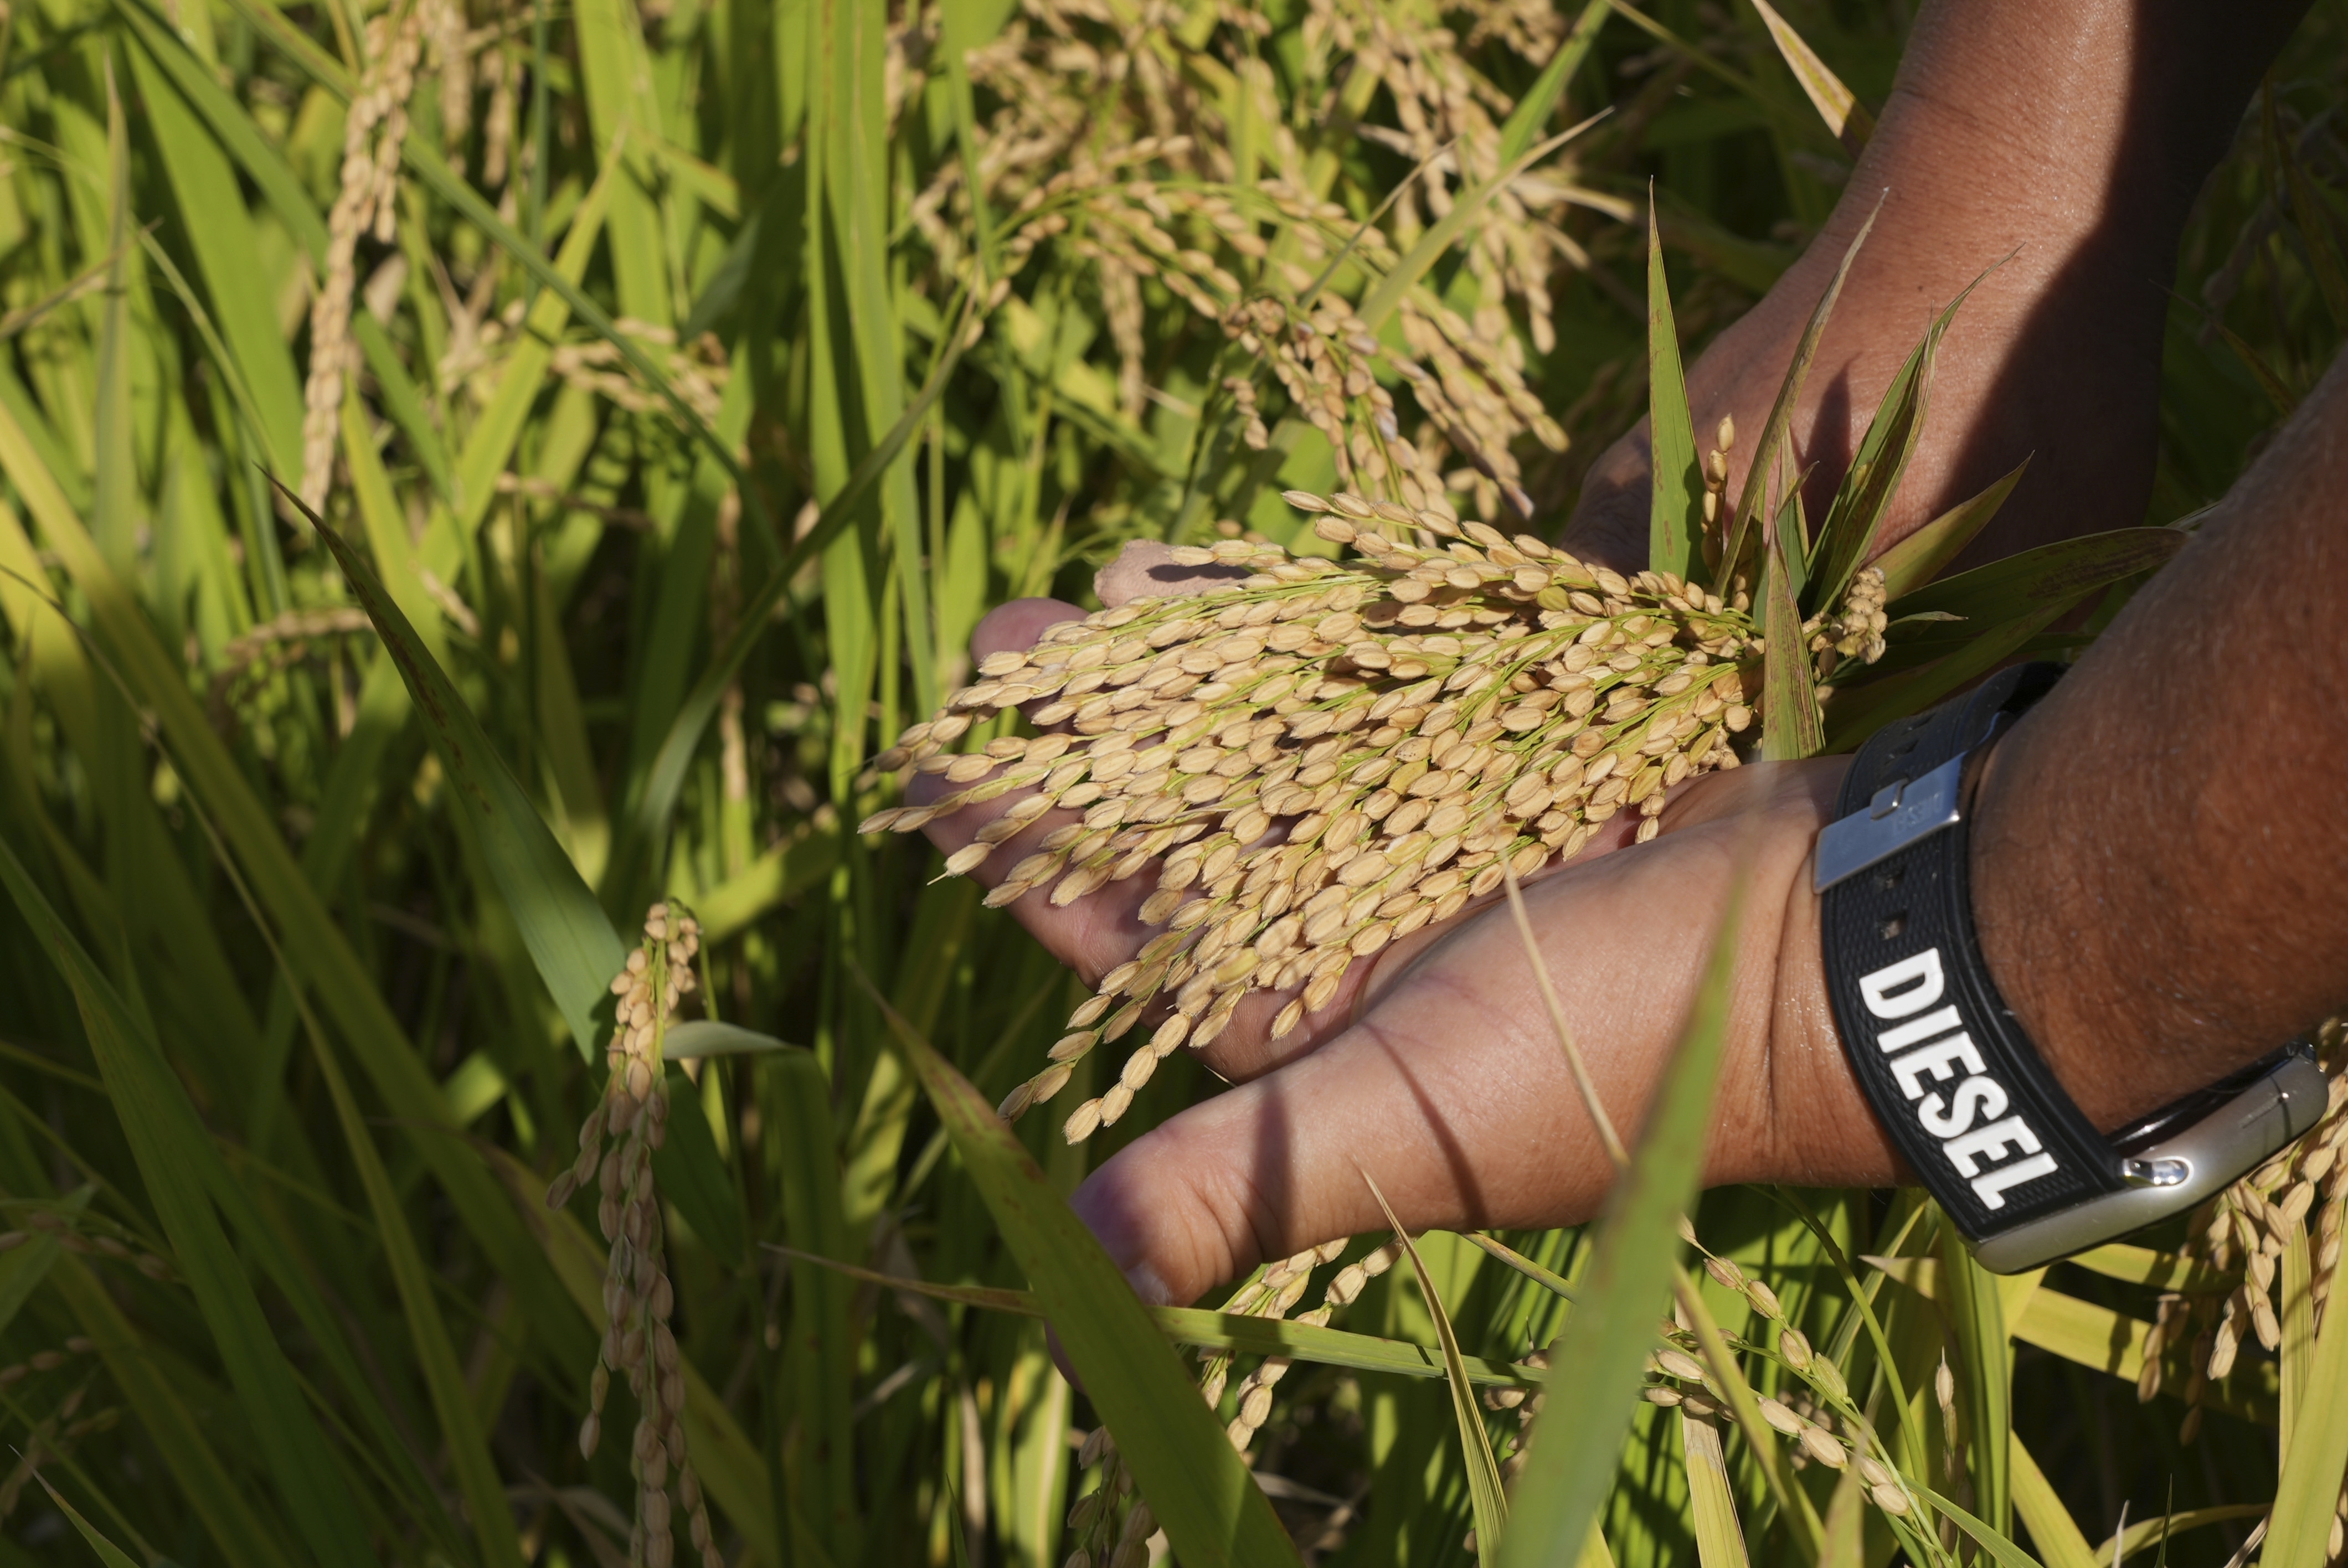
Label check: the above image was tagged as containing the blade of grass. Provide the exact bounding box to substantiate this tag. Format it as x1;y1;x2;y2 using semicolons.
770;1244;1553;1388
1918;1481;2053;1568
1821;1464;1866;1568
33;1473;140;1568
619;280;982;874
863;986;1302;1568
0;839;374;1568
1463;1231;1577;1302
2097;1508;2267;1566
1886;528;2188;623
2266;1189;2348;1568
1936;1231;2014;1534
1870;460;2029;600
2265;83;2348;332
2279;1203;2313;1461
1723;199;1881;581
1674;1265;1822;1562
1497;871;1748;1568
1646;192;1706;582
1760;522;1824;760
1355;118;1606;332
450;156;618;532
49;1256;300;1568
1681;1409;1752;1568
2012;1432;2097;1568
1496;0;1610;163
306;1020;528;1567
1807;270;2000;614
122;35;304;471
1362;1172;1510;1566
89;65;135;584
278;478;626;1060
2061;1242;2233;1293
1747;0;1875;152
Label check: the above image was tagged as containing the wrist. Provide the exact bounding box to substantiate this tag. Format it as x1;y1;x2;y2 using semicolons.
1969;699;2244;1132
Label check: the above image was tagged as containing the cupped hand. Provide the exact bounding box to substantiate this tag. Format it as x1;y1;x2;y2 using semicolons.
913;549;1896;1308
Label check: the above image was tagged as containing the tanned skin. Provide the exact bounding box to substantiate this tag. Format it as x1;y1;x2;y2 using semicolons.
911;0;2341;1310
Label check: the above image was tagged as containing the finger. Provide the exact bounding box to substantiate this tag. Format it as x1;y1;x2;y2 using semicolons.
1066;842;1731;1307
1094;540;1255;607
1067;768;1882;1308
972;597;1087;662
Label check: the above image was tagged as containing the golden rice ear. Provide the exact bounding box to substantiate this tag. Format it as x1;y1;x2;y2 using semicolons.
860;550;1759;1153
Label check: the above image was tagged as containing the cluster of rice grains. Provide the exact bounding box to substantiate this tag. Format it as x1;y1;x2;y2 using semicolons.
863;488;1772;1143
1640;1249;1925;1525
1059;1238;1407;1567
2145;1017;2348;1559
545;905;722;1568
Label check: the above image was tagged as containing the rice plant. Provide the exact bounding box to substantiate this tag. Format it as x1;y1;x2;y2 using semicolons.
0;1;2344;1565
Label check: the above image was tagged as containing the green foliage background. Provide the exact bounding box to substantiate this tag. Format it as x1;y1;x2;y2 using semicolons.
0;0;2342;1563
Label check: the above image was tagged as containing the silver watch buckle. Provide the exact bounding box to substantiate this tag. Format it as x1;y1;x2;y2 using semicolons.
1972;1049;2331;1273
1813;751;1966;894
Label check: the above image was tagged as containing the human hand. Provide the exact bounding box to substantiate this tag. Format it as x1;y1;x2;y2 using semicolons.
1564;0;2303;575
912;551;1892;1308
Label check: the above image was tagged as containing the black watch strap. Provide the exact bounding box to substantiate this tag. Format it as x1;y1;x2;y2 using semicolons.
1815;664;2328;1271
1815;664;2114;1241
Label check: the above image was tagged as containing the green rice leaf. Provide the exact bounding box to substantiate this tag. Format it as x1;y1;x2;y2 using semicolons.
1675;1267;1821;1561
1681;1411;1751;1568
1806;270;1997;615
650;1065;749;1270
2282;1218;2315;1461
2095;1506;2267;1566
1495;0;1610;164
1747;0;1875;152
2267;1190;2348;1568
2012;1433;2097;1568
1463;1231;1577;1301
0;839;373;1568
1820;1466;1865;1568
450;159;617;532
305;1026;528;1566
1917;1482;2050;1568
1498;875;1746;1568
1870;460;2030;601
2267;84;2348;332
1936;1232;2015;1534
1356;117;1606;336
1646;195;1706;582
1887;528;2187;625
2061;1242;2233;1293
281;481;626;1060
866;993;1303;1568
771;1244;1553;1388
1723;201;1878;581
662;1019;803;1059
1363;1173;1510;1566
33;1473;141;1568
1760;522;1824;760
0;1186;81;1340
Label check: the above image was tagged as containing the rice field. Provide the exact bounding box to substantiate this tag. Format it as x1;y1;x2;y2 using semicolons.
0;0;2344;1564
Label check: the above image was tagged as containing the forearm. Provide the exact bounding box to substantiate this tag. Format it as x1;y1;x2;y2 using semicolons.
1973;351;2348;1126
1836;0;2301;254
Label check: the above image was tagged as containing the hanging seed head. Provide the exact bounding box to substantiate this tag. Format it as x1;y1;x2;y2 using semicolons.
549;904;721;1567
863;492;1875;1139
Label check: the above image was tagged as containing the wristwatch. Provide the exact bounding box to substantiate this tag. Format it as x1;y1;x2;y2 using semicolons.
1813;663;2329;1273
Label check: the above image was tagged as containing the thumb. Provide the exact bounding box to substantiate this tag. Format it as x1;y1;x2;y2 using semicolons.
1064;993;1615;1309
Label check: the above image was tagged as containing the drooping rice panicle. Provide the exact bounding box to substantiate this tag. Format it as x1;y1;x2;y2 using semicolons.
857;486;1883;1143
